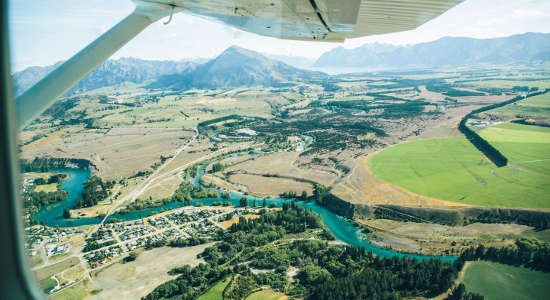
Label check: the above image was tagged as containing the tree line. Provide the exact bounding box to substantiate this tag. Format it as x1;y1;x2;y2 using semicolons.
458;89;549;167
75;176;114;208
144;204;461;300
455;238;550;273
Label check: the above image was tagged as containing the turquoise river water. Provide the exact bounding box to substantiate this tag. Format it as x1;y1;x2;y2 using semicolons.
34;167;456;261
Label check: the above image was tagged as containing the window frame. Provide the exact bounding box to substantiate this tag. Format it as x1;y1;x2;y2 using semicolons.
0;0;48;298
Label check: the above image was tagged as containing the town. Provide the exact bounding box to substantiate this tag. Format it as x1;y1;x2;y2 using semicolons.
25;206;264;295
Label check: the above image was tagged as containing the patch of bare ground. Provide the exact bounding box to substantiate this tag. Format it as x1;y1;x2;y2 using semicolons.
87;243;214;300
161;138;215;172
223;151;338;187
413;105;480;139
140;175;183;200
21;127;194;180
201;174;246;193
360;219;528;256
228;173;313;197
220;214;260;229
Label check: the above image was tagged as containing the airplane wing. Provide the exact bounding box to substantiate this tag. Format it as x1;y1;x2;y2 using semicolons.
16;0;464;129
141;0;465;42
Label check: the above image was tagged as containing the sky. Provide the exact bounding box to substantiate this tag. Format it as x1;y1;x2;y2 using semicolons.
8;0;550;71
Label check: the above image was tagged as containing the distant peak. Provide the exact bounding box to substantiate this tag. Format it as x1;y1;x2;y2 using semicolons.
222;45;252;54
216;46;268;62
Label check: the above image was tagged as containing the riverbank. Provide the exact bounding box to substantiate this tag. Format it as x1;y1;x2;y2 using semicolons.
32;165;456;261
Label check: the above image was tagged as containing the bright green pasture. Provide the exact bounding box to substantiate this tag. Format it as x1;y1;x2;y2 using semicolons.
246;288;288;300
197;276;231;300
39;276;57;292
495;92;550;117
479;123;550;175
463;261;550;300
369;137;550;208
465;79;550;89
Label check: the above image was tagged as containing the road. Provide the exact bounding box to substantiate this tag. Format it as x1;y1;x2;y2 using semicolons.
98;127;199;227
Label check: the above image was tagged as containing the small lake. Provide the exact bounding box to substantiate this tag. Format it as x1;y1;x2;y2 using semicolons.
34;167;455;261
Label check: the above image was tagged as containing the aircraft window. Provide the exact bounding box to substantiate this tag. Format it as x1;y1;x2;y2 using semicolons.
7;0;550;299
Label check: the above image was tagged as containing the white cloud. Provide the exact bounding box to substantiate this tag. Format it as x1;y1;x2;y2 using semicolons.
513;9;546;18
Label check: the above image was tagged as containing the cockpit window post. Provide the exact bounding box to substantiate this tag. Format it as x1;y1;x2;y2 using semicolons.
0;0;46;298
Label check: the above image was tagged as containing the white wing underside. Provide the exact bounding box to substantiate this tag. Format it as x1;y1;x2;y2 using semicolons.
139;0;464;42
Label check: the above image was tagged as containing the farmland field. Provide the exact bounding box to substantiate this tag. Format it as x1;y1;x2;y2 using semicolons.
462;261;550;300
368;136;550;208
246;288;288;300
196;277;231;300
40;276;57;292
87;244;211;300
480;123;550;175
494;92;550;118
50;280;89;300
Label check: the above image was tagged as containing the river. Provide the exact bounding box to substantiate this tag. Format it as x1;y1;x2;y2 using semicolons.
34;166;455;261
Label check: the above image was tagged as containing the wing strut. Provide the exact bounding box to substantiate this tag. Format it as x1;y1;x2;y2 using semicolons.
15;1;177;130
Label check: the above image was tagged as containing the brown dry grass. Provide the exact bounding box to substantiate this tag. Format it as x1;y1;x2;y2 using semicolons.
201;174;245;193
360;219;528;255
220;214;260;229
87;244;213;300
34;257;81;281
140;175;183;200
229;173;313;197
21;127;192;180
60;265;85;284
224;152;337;186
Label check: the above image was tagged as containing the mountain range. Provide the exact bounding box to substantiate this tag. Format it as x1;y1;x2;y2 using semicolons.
13;58;197;96
147;46;325;90
314;32;550;69
12;32;550;95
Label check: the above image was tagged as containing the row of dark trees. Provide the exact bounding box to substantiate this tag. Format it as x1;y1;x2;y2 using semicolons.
24;190;68;212
467;208;550;231
455;240;550;273
458;89;549;167
33;173;67;185
20;157;95;172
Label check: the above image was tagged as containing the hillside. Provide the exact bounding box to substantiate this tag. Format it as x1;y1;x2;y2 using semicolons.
13;57;197;96
315;32;550;69
148;46;326;90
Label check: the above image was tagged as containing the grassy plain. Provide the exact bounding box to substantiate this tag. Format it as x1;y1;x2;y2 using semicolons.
60;265;85;284
460;78;550;89
50;280;89;300
34;257;81;281
369;137;550;208
40;276;57;292
196;276;231;300
222;151;337;197
463;261;550;300
360;219;527;255
479;123;550;175
86;244;212;300
494;92;550;118
21;127;193;179
246;288;288;300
